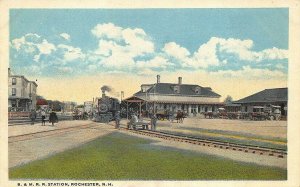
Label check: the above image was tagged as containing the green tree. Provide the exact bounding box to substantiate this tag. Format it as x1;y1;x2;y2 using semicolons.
224;95;233;104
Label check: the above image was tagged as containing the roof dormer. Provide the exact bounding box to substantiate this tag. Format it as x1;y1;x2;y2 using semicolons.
194;86;201;94
172;85;180;94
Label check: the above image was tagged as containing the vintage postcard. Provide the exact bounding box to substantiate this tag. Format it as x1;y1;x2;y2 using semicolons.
1;0;300;187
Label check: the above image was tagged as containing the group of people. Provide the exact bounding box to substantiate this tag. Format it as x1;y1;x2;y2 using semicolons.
29;109;58;126
122;112;157;131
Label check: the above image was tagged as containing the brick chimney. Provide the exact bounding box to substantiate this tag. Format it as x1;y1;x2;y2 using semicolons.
178;77;182;85
157;75;160;83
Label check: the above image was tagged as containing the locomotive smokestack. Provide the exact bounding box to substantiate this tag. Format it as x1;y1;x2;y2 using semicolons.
157;75;160;83
101;85;112;97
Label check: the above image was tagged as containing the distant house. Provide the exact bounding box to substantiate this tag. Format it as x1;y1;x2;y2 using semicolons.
36;99;48;110
124;75;222;115
234;88;288;116
62;101;77;112
84;101;93;113
8;68;38;112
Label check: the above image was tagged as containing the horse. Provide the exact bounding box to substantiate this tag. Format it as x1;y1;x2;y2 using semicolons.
176;111;185;123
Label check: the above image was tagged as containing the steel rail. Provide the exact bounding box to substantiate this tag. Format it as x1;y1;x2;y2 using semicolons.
121;127;287;158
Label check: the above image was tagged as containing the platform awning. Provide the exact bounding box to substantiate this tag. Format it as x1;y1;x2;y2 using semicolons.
122;96;146;103
149;100;224;105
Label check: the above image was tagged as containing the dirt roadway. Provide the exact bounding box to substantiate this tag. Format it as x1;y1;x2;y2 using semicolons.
155;117;287;139
9;122;115;168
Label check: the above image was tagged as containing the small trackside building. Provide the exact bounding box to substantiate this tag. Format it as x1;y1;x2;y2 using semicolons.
234;88;288;116
130;75;222;115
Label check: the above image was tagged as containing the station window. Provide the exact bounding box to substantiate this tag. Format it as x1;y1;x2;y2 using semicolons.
12;88;16;96
12;78;16;85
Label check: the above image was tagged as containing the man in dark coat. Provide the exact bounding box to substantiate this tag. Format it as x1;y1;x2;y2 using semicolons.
29;109;37;125
49;111;58;126
114;111;121;129
151;113;157;131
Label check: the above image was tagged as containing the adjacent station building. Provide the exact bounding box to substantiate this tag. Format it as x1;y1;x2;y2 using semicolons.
123;75;222;115
233;88;288;116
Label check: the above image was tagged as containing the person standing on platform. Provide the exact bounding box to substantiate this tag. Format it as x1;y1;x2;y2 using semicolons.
41;109;46;126
49;111;58;126
115;111;121;129
151;113;157;131
29;109;37;125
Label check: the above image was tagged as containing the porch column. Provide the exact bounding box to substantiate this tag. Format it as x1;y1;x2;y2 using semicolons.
139;102;142;117
126;102;129;119
188;104;191;114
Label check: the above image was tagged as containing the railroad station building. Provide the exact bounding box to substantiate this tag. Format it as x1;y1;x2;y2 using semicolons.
122;75;222;116
8;68;38;112
233;88;288;116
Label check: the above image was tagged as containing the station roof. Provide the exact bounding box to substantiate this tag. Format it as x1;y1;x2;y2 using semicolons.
134;83;221;98
234;88;288;104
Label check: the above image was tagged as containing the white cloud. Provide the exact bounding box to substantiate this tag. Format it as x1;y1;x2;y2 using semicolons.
260;47;288;60
122;28;154;56
11;37;26;50
95;40;119;56
58;44;85;61
91;23;123;40
90;23;156;71
136;56;170;69
10;29;288;78
101;53;135;70
163;42;190;60
92;23;155;59
209;66;287;80
11;34;56;62
190;37;221;68
169;37;288;69
214;37;288;62
37;39;56;55
60;33;71;41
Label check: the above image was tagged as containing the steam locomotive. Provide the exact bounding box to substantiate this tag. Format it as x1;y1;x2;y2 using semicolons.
94;90;120;123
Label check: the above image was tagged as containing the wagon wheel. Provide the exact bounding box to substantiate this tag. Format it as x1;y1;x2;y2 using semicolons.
269;115;275;121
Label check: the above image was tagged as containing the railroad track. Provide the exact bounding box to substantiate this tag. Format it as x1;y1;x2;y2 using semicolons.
121;127;287;159
8;123;99;143
9;121;287;159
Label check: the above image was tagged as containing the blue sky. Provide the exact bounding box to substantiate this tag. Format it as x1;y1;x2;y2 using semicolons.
10;8;288;79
